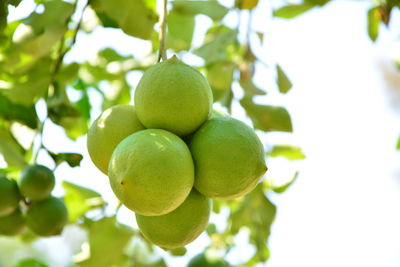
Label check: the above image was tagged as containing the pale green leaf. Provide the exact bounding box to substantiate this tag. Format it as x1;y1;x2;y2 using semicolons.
276;64;292;93
270;172;299;194
167;9;195;51
0;125;27;169
274;3;314;19
240;97;292;132
62;181;105;223
172;0;228;20
367;7;380;42
268;145;305;160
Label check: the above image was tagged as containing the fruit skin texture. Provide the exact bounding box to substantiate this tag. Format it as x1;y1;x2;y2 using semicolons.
136;189;211;249
87;104;145;174
134;56;213;137
0;208;26;236
189;116;267;200
0;175;21;216
26;196;68;236
20;165;55;201
108;129;194;216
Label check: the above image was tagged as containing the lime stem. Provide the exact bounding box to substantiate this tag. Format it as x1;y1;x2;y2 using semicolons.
158;0;168;62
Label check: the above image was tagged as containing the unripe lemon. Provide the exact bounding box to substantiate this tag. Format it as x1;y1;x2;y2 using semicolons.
134;56;213;136
0;175;21;216
0;208;26;236
108;129;194;216
87;104;145;174
20;165;55;201
136;189;210;249
189;117;267;199
26;196;68;236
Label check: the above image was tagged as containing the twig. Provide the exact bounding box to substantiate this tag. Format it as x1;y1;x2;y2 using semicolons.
158;0;168;62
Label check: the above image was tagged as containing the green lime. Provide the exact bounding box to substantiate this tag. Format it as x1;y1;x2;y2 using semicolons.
136;190;211;249
0;208;26;236
189;116;267;199
20;165;55;201
0;175;21;216
108;129;194;216
87;104;145;174
134;56;213;136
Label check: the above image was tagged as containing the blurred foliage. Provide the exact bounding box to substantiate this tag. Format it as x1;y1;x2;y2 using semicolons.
1;0;398;266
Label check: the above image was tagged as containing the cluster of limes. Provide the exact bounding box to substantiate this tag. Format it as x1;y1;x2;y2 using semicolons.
87;56;267;249
0;165;68;237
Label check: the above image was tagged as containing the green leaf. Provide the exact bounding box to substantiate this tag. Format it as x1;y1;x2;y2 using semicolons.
172;0;228;20
17;258;48;267
167;9;195;51
8;0;23;7
194;26;237;64
367;7;380;42
239;79;266;96
229;184;276;262
274;3;314;19
270;172;299;194
268;145;305;160
0;124;27;169
240;97;292;132
0;92;38;129
0;1;7;36
62;181;105;222
396;135;400;150
80;217;134;267
170;247;187;256
48;152;83;167
235;0;259;10
91;0;157;40
276;65;292;94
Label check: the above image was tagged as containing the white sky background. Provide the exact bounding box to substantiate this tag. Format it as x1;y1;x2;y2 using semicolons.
4;0;400;267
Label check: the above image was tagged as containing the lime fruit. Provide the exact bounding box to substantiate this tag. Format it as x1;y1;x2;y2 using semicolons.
87;104;145;174
108;129;194;216
20;165;55;201
0;175;21;216
26;196;68;236
187;252;227;267
189;116;267;199
134;56;213;136
0;208;26;236
136;189;210;249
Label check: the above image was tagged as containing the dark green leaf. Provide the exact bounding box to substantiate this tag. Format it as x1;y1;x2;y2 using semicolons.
304;0;330;6
0;1;7;36
91;0;157;40
167;9;195;51
62;181;105;222
274;3;314;19
270;172;299;193
240;97;292;132
367;7;380;42
170;247;187;256
80;217;134;267
172;0;228;20
276;65;292;93
268;145;305;160
0;92;38;129
48;152;83;167
8;0;23;7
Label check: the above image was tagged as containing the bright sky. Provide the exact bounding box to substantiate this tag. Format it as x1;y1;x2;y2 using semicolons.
4;1;400;267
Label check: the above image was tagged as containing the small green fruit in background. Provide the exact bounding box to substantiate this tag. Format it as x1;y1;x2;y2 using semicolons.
187;252;227;267
136;189;211;249
87;104;145;174
0;208;26;236
0;175;21;216
189;116;267;199
134;55;213;137
20;165;55;201
26;196;68;236
108;129;194;216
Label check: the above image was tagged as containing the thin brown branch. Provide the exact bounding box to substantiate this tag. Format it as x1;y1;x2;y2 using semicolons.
158;0;168;62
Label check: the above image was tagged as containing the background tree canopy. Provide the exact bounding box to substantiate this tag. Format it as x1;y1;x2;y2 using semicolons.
0;0;399;266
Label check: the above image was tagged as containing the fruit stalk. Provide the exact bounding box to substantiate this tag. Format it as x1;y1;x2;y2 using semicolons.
158;0;168;62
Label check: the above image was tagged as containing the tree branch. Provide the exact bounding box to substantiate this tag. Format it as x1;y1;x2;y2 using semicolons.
158;0;168;62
